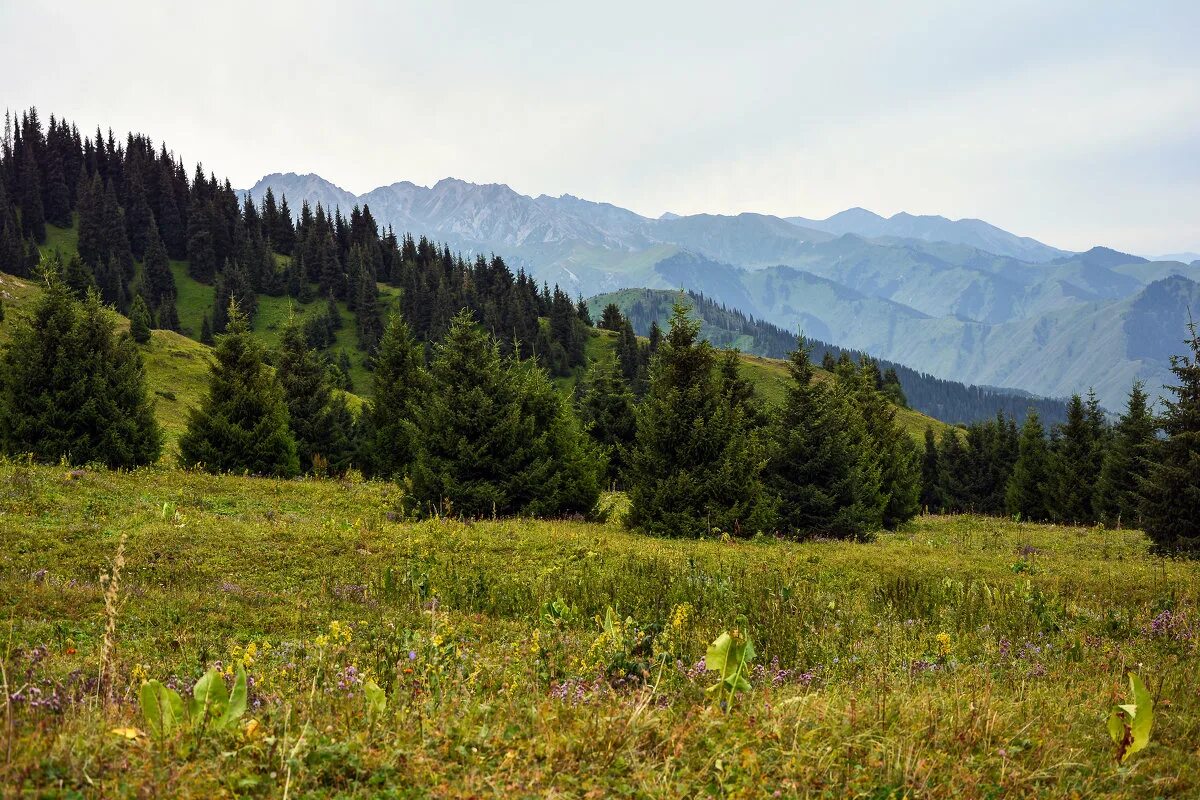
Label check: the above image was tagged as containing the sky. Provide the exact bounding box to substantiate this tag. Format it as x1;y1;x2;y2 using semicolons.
2;0;1198;255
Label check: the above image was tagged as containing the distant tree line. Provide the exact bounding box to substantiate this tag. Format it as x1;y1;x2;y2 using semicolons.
917;319;1200;551
612;289;1073;426
0;107;591;383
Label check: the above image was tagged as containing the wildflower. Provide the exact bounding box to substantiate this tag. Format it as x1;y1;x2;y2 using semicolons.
130;664;148;684
936;632;952;658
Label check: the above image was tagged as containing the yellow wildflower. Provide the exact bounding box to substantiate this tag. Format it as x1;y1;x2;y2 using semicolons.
936;632;952;658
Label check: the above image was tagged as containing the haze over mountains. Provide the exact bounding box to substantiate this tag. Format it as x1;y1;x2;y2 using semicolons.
245;173;1200;411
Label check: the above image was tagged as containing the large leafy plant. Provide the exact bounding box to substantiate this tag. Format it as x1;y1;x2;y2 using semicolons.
1107;672;1154;764
139;665;248;739
705;621;755;712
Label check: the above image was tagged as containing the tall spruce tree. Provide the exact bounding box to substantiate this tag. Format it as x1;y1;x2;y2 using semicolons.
1050;393;1102;523
277;314;356;475
920;426;943;512
366;313;426;479
129;294;152;343
766;337;880;539
1139;319;1200;551
413;309;601;517
178;300;298;476
0;262;161;467
1006;411;1051;522
626;301;776;537
1095;381;1156;528
575;355;637;485
848;358;920;529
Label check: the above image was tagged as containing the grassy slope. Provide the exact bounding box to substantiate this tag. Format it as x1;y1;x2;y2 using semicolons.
0;463;1197;796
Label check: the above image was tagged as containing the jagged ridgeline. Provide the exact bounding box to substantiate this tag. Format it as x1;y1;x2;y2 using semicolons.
590;288;1072;426
0;107;592;392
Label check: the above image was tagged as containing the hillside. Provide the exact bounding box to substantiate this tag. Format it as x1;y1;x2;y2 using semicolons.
590;288;1072;426
2;463;1198;796
0;270;364;458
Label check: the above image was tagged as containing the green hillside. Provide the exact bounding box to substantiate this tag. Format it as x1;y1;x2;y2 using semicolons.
38;220;383;396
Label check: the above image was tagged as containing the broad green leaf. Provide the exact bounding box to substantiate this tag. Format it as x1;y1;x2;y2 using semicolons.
139;680;184;738
1125;673;1153;760
1109;672;1154;763
1106;709;1125;746
364;679;387;719
218;665;248;730
190;669;229;725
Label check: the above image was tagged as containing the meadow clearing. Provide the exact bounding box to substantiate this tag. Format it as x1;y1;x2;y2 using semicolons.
1;461;1197;798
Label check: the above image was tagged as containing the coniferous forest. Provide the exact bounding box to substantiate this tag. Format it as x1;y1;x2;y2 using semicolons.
1;107;1200;551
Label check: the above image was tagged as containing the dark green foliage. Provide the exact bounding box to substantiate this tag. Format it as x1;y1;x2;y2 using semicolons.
199;314;213;346
920;426;943;511
1049;393;1106;524
626;301;776;537
1095;381;1156;527
1140;319;1200;551
129;294;152;344
178;301;298;477
1006;412;1051;521
767;338;880;539
140;225;178;330
277;315;357;475
845;359;920;529
0;260;161;467
61;253;95;297
43;153;72;228
18;145;45;243
412;309;602;517
575;356;637;485
599;303;624;331
366;314;426;480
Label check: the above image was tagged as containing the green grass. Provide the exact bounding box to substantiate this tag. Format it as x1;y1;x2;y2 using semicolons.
0;463;1197;797
169;260;215;340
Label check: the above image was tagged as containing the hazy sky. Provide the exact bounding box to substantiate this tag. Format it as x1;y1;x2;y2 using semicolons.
3;1;1198;254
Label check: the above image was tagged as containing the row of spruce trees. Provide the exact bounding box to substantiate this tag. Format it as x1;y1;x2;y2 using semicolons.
1;259;1199;550
0;108;593;383
916;324;1200;551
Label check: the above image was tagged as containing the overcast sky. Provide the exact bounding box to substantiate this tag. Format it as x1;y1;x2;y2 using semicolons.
2;1;1197;255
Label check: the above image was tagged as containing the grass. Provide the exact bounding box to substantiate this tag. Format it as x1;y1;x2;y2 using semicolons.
0;462;1197;796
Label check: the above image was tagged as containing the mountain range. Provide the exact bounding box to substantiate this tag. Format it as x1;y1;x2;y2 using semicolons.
244;173;1200;411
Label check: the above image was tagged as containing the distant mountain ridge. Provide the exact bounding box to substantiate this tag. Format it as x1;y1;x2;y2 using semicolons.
242;172;1200;411
785;207;1070;263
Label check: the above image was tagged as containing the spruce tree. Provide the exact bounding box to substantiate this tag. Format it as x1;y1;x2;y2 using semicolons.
1050;393;1101;523
366;313;426;479
413;309;601;517
62;253;96;297
1140;319;1200;551
848;359;920;529
17;146;45;243
277;314;355;475
129;294;152;344
1006;411;1051;522
0;262;161;467
575;355;637;485
1095;381;1156;527
599;303;624;331
766;337;880;539
178;301;298;476
920;426;943;511
626;301;776;537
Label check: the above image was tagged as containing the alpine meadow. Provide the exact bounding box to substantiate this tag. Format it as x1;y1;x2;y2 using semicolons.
2;3;1200;797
